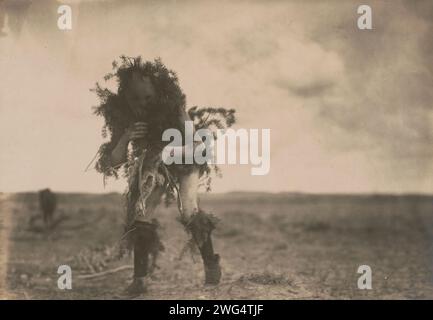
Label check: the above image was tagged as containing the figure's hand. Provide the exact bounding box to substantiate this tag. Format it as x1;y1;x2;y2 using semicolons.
126;122;148;141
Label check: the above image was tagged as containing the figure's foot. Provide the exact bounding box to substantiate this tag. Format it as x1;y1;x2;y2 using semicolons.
204;254;221;285
125;277;148;296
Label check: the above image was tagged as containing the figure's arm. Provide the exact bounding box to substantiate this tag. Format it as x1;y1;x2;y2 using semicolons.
110;132;129;167
110;122;148;167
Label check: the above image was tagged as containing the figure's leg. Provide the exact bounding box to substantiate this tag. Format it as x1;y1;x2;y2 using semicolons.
42;211;48;227
42;208;50;232
48;211;54;228
127;185;165;295
179;169;221;285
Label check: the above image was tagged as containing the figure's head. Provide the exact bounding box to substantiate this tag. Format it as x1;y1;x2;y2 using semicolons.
124;71;156;118
93;56;187;144
113;56;186;122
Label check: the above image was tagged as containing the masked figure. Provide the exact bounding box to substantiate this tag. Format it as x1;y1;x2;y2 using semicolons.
93;57;235;294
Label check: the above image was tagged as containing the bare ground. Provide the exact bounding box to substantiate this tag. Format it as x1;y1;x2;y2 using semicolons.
2;192;433;299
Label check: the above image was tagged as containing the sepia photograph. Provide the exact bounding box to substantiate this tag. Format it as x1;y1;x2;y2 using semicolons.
0;0;432;304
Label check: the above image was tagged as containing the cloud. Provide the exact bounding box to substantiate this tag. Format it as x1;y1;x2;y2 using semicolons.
0;0;431;193
294;1;433;161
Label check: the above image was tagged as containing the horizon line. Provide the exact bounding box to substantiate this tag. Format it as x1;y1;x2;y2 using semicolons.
4;190;433;197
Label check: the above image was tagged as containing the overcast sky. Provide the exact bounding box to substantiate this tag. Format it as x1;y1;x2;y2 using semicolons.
0;0;432;194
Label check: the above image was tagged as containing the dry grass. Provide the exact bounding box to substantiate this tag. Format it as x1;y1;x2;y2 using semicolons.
3;192;433;299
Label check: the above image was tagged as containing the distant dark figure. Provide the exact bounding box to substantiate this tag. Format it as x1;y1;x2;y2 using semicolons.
39;188;57;229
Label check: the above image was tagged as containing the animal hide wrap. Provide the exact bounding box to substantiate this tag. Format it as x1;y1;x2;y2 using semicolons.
177;209;220;260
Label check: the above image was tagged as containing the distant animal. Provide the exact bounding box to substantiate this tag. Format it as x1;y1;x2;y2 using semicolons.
39;188;57;228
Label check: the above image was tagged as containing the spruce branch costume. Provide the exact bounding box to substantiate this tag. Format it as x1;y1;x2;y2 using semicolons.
92;56;235;293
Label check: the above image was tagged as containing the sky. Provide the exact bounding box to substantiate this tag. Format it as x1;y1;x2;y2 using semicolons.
0;0;432;194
